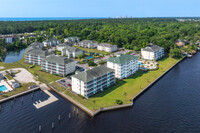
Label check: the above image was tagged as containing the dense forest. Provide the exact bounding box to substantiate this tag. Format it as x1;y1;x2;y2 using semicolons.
0;18;200;54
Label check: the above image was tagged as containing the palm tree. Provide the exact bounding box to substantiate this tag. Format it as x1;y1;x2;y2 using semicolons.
93;100;96;110
123;92;127;102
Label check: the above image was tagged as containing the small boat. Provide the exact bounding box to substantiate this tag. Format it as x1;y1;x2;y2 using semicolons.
187;54;192;58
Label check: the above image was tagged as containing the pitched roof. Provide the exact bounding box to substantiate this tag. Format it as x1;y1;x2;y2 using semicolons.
141;43;163;52
72;65;114;83
43;38;60;43
107;54;138;65
98;43;117;48
80;40;98;44
45;55;74;65
26;47;53;57
57;42;73;47
29;42;44;48
64;46;82;52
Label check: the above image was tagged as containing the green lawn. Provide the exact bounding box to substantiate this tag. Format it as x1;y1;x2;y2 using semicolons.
74;46;110;55
17;56;63;83
0;82;35;100
63;57;179;111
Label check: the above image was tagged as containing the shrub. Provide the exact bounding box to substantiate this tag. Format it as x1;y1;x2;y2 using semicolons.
88;61;97;66
116;100;123;105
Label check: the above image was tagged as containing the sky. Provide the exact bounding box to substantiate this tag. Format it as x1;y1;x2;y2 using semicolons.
0;0;199;18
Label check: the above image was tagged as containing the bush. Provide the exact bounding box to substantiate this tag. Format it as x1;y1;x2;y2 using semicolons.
116;100;123;105
88;61;97;66
98;60;107;65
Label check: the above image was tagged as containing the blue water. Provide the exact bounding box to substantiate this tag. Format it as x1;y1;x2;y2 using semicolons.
85;56;94;60
139;62;143;66
0;85;7;91
2;49;26;63
0;17;105;21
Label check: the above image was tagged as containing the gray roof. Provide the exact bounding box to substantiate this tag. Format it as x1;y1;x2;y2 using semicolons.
72;65;114;83
80;40;98;44
64;46;82;52
29;42;44;48
98;43;117;48
57;42;73;47
141;43;164;52
45;55;74;65
43;38;60;43
108;54;138;65
26;47;53;57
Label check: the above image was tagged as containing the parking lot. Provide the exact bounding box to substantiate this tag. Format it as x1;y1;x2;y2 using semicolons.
57;77;72;89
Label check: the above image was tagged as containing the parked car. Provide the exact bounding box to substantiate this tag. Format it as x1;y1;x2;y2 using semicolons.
67;84;71;86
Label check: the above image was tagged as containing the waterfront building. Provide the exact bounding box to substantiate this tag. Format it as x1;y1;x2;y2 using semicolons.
72;65;115;98
141;43;164;60
78;40;98;49
64;37;80;43
43;38;61;47
25;47;53;65
107;54;139;79
97;43;117;52
41;55;76;77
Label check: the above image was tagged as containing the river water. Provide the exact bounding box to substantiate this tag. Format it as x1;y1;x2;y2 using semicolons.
0;53;200;133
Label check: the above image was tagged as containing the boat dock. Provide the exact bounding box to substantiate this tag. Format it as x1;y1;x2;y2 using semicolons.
33;84;58;109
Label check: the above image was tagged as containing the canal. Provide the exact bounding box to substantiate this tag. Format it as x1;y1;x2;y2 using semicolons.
0;53;200;133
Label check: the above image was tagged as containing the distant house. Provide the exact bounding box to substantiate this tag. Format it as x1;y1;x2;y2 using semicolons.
175;39;187;48
43;38;61;47
97;43;118;52
141;43;164;60
11;81;20;88
78;40;98;49
64;37;80;43
41;55;76;77
0;35;19;44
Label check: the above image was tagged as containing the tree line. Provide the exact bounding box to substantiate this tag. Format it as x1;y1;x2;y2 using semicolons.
0;18;200;54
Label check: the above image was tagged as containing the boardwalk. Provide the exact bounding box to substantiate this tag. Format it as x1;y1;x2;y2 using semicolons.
33;84;58;109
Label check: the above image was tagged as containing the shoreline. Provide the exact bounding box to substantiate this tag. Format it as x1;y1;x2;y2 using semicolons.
47;57;185;117
0;57;185;117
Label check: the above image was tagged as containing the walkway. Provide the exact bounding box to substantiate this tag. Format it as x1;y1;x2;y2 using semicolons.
33;84;58;109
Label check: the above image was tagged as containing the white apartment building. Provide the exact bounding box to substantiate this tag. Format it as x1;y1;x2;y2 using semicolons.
72;65;115;98
78;40;98;49
56;44;83;58
107;54;139;79
97;43;117;52
141;43;164;60
41;55;76;77
43;38;61;47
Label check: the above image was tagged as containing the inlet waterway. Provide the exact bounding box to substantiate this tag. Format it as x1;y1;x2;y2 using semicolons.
0;53;200;133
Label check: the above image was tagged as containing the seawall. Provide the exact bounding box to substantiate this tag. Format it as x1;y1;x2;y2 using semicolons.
0;87;40;104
